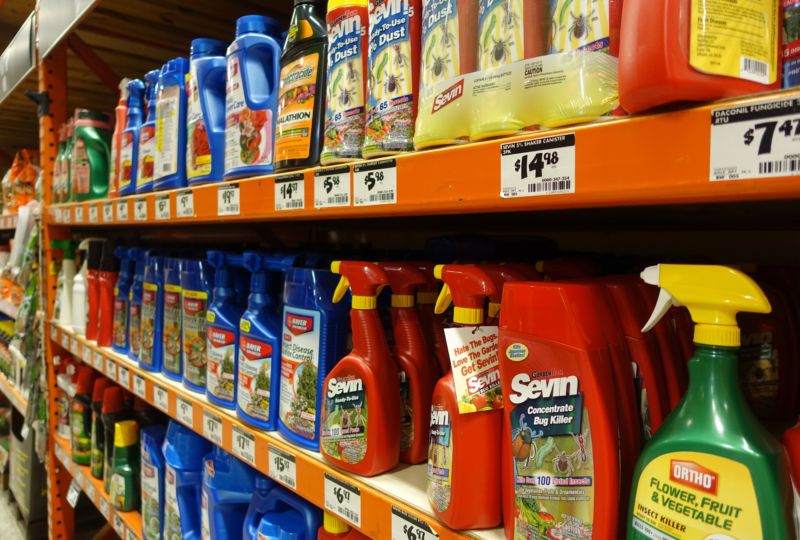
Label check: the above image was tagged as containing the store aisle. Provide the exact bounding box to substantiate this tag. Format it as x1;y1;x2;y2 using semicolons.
0;490;24;540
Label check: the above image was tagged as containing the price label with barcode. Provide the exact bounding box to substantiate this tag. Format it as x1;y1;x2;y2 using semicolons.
710;97;800;181
105;358;117;380
99;498;110;519
203;411;223;446
155;194;171;220
64;207;71;224
70;336;79;355
177;397;193;426
134;198;148;221
126;527;138;540
75;205;84;223
61;332;69;348
113;513;125;535
315;166;351;208
82;346;92;365
50;324;57;341
55;208;63;223
500;133;576;198
275;173;305;211
67;479;81;508
353;159;397;206
55;444;64;462
86;482;96;502
93;351;103;370
391;507;439;540
268;445;297;489
324;473;361;526
218;184;240;216
232;426;255;465
103;201;114;222
88;205;98;223
118;365;130;388
177;190;194;218
133;374;147;398
116;200;129;221
154;385;169;412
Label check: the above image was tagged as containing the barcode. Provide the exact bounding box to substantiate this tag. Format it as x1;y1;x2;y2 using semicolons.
328;194;348;204
741;56;768;82
759;158;800;175
284;199;303;209
527;179;572;193
369;191;395;203
338;507;358;522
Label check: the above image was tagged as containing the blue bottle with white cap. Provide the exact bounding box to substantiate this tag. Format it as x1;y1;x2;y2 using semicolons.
187;39;227;185
154;58;189;191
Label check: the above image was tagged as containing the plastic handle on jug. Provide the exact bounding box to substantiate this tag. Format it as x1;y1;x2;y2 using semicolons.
331;261;388;310
380;263;427;308
241;39;282;110
433;264;497;325
640;264;771;347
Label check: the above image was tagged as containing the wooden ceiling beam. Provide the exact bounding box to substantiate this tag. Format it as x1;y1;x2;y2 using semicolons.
67;33;119;92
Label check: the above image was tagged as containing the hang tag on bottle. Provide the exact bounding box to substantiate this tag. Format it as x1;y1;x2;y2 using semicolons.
443;325;502;414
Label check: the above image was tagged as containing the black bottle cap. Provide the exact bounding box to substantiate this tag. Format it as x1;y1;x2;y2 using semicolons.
87;240;105;271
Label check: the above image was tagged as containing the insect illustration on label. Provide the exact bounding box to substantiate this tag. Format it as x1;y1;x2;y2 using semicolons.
430;55;447;78
501;1;519;29
569;10;594;40
511;413;542;467
393;44;410;68
385;72;405;94
346;61;360;84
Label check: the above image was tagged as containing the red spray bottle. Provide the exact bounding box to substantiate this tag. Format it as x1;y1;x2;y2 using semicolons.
427;264;501;530
85;239;105;342
411;262;448;379
97;242;120;347
320;261;400;476
381;262;436;465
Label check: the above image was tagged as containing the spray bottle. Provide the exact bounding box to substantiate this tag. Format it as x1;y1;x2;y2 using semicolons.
117;78;146;196
162;257;184;381
127;248;146;361
140;252;165;372
86;239;105;341
181;258;215;392
628;264;795;539
137;69;160;194
109;419;140;512
109;79;130;198
51;240;76;327
111;246;134;354
97;242;120;347
320;261;400;476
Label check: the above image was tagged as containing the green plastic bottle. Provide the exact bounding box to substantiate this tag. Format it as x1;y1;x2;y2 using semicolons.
70;109;112;201
109;419;140;512
628;264;795;540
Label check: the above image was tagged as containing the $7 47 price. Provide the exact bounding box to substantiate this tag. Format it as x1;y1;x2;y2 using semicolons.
744;118;800;155
514;151;559;180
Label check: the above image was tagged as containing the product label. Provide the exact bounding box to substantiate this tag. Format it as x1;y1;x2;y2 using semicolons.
182;290;208;387
444;326;503;413
70;402;91;461
400;370;413;450
129;300;141;357
237;331;275;421
323;8;368;161
187;70;212;180
631;452;763;539
279;307;321;440
110;473;127;509
119;132;135;191
422;0;460;90
113;296;129;349
225;52;273;173
321;373;367;464
201;490;210;540
162;285;182;375
165;465;183;540
427;403;453;512
140;283;158;368
90;423;104;477
549;0;610;53
207;322;236;402
138;125;157;189
141;451;160;540
739;329;779;417
156;85;181;178
690;0;778;84
71;139;91;195
365;1;416;154
275;53;320;162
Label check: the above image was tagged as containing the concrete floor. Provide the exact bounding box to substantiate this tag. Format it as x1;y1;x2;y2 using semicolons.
0;490;24;540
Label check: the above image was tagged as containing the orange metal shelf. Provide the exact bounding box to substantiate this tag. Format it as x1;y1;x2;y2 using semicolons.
0;369;27;414
53;434;143;540
48;321;503;540
0;215;18;231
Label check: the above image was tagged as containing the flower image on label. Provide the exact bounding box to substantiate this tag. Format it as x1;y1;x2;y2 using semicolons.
141;450;160;540
225;52;273;173
140;283;158;367
129;299;141;357
631;452;763;540
400;370;413;450
182;290;208;387
237;332;274;421
164;465;183;540
71;139;90;195
113;295;129;349
549;0;610;53
321;373;367;464
207;322;236;402
427;403;453;512
186;71;212;179
275;53;320;162
137;125;156;189
163;285;182;375
279;307;321;440
118;132;136;191
421;0;460;90
156;85;181;178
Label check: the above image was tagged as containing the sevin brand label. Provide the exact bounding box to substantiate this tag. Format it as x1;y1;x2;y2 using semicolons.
431;79;464;113
279;307;321;440
321;373;368;464
427;403;453;512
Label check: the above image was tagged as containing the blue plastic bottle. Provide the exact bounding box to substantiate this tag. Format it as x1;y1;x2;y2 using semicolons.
182;259;215;393
111;246;134;354
128;248;146;362
140;252;164;372
163;421;212;540
223;15;282;180
117;79;145;196
141;424;167;540
187;39;227;185
200;447;257;540
236;253;296;430
136;70;160;194
154;58;189;191
243;474;276;540
206;251;249;409
278;267;349;450
162;258;184;381
256;485;322;540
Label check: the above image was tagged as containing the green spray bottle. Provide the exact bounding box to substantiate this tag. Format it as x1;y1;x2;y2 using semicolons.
628;264;795;540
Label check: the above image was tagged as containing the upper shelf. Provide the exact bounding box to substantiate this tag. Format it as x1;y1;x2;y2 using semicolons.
47;88;800;226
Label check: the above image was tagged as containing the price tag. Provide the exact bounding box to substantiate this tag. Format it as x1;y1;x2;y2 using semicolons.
86;482;96;502
113;513;125;536
93;351;103;370
203;411;223;446
176;397;194;426
231;425;255;465
177;190;194;218
391;507;439;540
353;159;397;206
315;166;351;208
88;205;99;223
275;173;305;211
118;365;130;388
154;385;169;412
55;444;64;463
268;445;297;489
61;332;69;349
116;200;129;221
155;194;171;220
50;324;56;341
54;208;63;223
99;498;110;519
218;184;240;216
133;374;147;398
134;198;148;221
500;133;576;198
103;201;114;223
105;358;117;380
710;97;800;181
324;473;361;527
63;207;71;224
66;479;81;508
70;336;79;355
82;346;92;365
75;205;84;223
126;527;138;540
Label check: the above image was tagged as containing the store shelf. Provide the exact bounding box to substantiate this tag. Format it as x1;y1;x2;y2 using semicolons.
48;321;503;540
0;214;19;231
0;299;19;319
52;434;143;540
0;370;27;414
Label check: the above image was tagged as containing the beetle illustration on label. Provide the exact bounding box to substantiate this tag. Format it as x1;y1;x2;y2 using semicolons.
321;374;368;464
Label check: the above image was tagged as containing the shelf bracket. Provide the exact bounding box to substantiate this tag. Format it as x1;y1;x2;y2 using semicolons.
24;90;49;118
